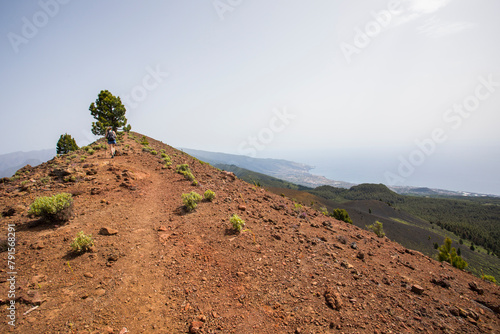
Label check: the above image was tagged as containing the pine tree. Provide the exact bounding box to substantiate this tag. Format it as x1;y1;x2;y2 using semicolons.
437;237;467;270
89;90;128;136
332;208;353;224
56;134;78;155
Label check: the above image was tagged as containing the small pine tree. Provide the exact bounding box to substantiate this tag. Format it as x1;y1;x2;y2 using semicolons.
332;208;353;224
367;221;385;238
437;237;467;270
56;133;78;155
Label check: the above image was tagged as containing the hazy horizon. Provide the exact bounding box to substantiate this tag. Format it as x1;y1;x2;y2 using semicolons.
1;1;499;195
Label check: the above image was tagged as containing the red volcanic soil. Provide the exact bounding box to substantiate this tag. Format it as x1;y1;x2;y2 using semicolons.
0;132;499;333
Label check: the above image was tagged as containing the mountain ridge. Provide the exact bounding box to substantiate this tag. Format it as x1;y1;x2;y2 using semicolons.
0;132;498;333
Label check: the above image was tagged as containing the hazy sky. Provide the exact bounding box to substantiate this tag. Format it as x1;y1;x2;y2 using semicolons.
1;1;499;194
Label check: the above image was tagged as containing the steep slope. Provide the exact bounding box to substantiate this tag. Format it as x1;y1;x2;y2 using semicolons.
0;132;498;333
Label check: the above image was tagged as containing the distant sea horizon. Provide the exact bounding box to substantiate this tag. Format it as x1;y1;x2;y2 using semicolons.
260;148;500;197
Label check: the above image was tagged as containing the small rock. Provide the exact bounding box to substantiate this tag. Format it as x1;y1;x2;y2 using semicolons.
468;281;484;295
357;251;365;260
31;275;47;285
30;241;45;250
84;272;94;278
431;278;450;289
189;320;204;333
20;290;46;305
238;204;247;211
350;242;358;249
108;253;119;262
95;288;106;297
104;326;114;334
324;288;342;310
99;227;118;236
341;260;354;269
158;226;168;231
411;284;425;295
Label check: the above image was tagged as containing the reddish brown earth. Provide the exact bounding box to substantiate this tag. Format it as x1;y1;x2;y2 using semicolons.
0;132;499;334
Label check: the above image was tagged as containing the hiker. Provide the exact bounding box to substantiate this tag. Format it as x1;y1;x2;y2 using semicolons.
106;127;117;158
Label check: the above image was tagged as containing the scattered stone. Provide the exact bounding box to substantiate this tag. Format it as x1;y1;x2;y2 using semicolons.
189;320;204;333
350;242;358;249
99;227;118;235
341;260;354;269
449;307;460;316
90;188;102;195
357;251;365;260
468;309;479;321
2;207;17;217
20;290;46;305
411;284;425;295
31;275;47;285
238;204;247;211
337;235;347;244
431;278;450;289
324;288;342;310
108;253;119;262
30;240;45;250
468;282;484;295
103;326;114;333
158;226;168;231
95;288;106;297
84;272;94;278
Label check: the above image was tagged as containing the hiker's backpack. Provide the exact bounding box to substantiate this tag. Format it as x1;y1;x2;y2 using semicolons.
107;130;116;141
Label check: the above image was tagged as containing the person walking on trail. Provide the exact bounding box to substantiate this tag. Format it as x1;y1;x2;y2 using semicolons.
106;127;117;158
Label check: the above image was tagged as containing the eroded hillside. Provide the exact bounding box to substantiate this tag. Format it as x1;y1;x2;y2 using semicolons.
0;132;499;333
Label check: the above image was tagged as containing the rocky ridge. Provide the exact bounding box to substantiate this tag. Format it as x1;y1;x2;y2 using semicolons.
0;132;498;333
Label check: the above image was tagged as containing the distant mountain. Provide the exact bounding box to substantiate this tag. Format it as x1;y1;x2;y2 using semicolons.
0;149;55;178
180;148;355;189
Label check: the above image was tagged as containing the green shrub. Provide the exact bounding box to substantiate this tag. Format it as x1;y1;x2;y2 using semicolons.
70;231;94;253
332;208;353;224
87;148;95;155
142;146;153;153
204;190;216;201
192;180;198;186
182;191;203;211
230;214;245;232
293;203;302;211
151;150;158;155
176;164;197;182
367;221;385;238
176;164;190;173
140;136;149;146
28;193;73;222
482;274;496;284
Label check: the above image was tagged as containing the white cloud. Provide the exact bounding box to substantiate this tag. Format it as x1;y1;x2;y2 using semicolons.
417;17;474;38
392;0;453;27
407;0;452;14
